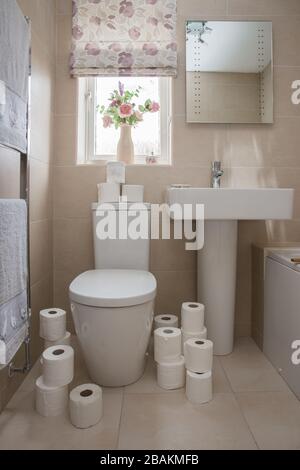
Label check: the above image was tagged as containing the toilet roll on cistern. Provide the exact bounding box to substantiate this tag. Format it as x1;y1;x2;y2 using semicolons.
69;384;103;429
154;314;178;330
154;328;181;363
35;376;68;417
184;339;213;373
98;182;120;203
39;309;66;342
42;345;74;388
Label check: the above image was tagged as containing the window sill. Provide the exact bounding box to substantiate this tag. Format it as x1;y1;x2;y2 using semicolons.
77;158;172;168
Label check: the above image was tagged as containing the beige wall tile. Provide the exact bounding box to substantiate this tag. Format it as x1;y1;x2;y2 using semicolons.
152;270;196;317
53;166;105;218
274;66;300;117
29;158;52;222
54;114;77;166
55;64;78;115
228;0;300;16
53;218;94;272
56;0;72;16
30;219;52;286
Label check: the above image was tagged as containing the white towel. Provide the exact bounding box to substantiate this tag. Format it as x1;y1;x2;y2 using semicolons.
0;0;30;153
0;200;28;366
0;199;27;306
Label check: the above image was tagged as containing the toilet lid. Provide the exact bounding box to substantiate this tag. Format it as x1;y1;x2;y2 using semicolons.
69;270;157;308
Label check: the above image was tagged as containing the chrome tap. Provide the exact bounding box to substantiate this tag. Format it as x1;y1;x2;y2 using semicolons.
211;161;224;188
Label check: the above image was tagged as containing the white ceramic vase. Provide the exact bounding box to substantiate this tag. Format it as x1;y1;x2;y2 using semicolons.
117;124;134;165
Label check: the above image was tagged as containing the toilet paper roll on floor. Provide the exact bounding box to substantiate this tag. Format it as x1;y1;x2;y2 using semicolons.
184;338;213;373
186;370;212;405
98;182;120;203
69;383;103;429
154;314;178;330
35;376;68;417
181;327;207;350
181;302;205;333
44;331;71;350
154;327;182;364
157;355;185;390
39;309;66;342
122;185;144;202
42;345;74;387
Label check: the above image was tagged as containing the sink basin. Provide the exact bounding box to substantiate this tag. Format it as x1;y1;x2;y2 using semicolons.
166;187;294;220
166;186;294;355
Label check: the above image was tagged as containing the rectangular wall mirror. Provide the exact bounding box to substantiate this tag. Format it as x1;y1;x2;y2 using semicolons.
186;21;273;124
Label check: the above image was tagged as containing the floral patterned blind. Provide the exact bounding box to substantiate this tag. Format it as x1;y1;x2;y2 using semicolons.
70;0;177;77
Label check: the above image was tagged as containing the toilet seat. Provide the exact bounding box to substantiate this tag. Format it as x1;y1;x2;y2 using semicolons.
69;269;157;308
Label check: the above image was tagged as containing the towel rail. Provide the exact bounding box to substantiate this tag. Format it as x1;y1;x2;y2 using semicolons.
5;15;32;378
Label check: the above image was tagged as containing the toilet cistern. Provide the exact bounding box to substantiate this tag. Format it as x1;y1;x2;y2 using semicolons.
211;161;224;188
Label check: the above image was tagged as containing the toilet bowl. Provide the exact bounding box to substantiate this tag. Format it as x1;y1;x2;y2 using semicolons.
69;269;156;386
69;201;156;387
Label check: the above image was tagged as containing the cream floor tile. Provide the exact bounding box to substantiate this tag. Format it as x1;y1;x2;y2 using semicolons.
236;391;300;450
0;387;123;450
220;338;289;393
118;392;257;450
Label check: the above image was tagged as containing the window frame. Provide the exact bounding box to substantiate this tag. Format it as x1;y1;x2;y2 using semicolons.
77;77;173;166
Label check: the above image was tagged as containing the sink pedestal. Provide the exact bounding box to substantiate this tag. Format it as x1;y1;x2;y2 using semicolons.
197;220;238;355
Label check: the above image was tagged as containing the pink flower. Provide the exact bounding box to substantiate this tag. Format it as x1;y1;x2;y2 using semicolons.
147;17;158;27
135;111;143;122
149;101;160;113
109;43;122;53
85;43;100;55
119;1;134;18
142;43;158;56
118;52;134;68
103;115;113;128
90;16;101;25
129;26;141;40
119;104;133;118
72;25;83;40
146;0;157;4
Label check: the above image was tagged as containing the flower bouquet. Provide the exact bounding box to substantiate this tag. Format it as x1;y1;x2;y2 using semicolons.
98;81;160;164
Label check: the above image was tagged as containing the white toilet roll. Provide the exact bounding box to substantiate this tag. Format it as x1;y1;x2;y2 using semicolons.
98;182;120;203
39;309;67;342
154;327;181;364
44;331;71;350
122;185;144;202
106;161;125;184
69;383;103;429
157;355;185;390
154;314;178;330
42;345;74;387
35;376;68;417
184;338;213;373
181;327;207;351
186;370;212;404
181;302;205;333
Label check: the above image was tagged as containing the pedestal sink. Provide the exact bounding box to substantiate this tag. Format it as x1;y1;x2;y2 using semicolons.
166;187;294;355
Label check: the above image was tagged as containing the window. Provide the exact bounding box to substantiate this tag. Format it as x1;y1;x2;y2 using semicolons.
77;77;172;165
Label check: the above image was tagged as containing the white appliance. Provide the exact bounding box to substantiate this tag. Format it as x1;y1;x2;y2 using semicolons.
69;202;156;387
264;249;300;399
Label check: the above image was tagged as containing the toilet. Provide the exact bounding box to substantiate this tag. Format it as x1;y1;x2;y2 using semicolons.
69;202;157;387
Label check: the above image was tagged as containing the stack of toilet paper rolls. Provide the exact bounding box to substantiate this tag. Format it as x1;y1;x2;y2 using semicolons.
35;344;74;417
39;308;71;350
184;338;213;404
154;327;185;390
181;302;207;350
